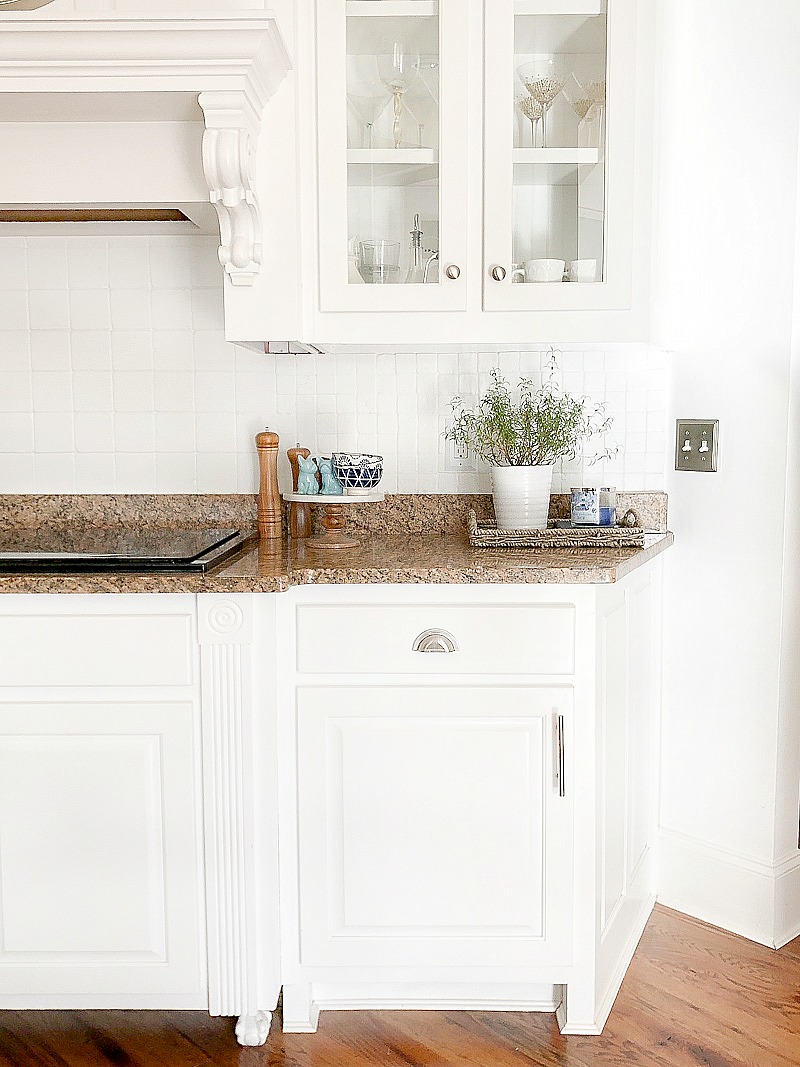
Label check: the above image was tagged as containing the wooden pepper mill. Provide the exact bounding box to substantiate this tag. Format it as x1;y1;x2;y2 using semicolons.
256;429;282;540
287;445;313;540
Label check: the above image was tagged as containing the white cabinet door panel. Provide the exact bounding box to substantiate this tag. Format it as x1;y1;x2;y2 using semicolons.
0;703;204;999
297;686;573;968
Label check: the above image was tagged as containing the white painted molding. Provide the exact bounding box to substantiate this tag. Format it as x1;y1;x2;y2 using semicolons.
198;92;261;287
656;828;794;948
0;15;291;100
198;595;259;1019
0;14;291;287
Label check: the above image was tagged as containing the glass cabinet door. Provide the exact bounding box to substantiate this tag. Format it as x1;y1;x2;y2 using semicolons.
483;0;638;312
317;0;469;313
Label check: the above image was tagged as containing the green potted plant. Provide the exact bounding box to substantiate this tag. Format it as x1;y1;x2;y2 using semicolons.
445;369;613;530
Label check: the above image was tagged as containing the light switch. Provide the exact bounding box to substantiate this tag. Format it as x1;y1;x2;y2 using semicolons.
675;420;719;472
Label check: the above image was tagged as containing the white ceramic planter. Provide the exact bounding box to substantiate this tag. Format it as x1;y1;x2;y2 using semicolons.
491;464;554;530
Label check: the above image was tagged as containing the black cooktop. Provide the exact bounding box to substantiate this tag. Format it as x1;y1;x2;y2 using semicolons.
0;528;248;573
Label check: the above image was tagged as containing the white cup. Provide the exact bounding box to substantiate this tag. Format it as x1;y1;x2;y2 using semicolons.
511;259;566;284
568;259;598;283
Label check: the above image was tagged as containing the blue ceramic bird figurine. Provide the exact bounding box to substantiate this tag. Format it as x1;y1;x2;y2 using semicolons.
297;455;320;495
318;458;343;496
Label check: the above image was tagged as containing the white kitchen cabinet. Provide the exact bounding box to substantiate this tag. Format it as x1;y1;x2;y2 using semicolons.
276;571;662;1036
227;0;655;346
0;595;206;1007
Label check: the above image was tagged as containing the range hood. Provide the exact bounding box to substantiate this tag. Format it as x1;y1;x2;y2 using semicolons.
0;11;291;286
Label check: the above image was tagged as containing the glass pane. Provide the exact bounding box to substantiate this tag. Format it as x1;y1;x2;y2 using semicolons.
345;3;440;285
512;8;607;284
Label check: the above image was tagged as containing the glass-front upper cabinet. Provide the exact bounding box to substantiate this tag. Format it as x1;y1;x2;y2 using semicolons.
483;0;638;313
316;1;469;313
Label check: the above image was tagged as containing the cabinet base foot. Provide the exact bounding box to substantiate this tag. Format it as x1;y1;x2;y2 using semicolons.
282;983;320;1033
235;1011;272;1046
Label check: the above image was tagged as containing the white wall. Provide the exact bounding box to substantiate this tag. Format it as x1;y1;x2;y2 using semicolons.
653;0;800;944
0;234;669;497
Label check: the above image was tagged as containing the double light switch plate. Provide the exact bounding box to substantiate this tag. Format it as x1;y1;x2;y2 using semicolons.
675;420;719;472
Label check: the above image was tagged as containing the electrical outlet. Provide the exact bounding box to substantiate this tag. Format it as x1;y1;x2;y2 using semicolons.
675;419;719;472
443;437;476;474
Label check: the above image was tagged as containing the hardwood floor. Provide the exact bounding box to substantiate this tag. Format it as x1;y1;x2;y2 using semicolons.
2;905;800;1066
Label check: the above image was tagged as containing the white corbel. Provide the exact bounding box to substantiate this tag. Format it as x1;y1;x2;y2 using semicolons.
199;91;262;288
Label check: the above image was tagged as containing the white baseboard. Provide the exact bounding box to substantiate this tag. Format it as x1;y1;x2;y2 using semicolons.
657;828;800;948
595;892;655;1032
773;852;800;948
311;982;559;1014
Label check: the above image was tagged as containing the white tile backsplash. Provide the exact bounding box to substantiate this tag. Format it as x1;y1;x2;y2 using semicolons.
0;235;671;494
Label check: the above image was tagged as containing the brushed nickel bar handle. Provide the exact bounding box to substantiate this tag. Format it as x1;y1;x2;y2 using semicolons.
557;714;566;798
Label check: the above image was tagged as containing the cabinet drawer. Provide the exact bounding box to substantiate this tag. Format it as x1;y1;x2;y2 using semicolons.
296;603;575;676
0;611;193;688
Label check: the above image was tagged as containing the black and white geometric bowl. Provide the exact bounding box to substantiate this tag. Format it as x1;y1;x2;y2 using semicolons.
331;453;383;494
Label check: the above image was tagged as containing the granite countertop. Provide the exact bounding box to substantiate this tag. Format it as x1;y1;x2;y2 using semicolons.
0;529;674;595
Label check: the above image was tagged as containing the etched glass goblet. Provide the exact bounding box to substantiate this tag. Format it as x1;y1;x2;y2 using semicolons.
347;82;388;149
517;60;564;148
516;95;544;147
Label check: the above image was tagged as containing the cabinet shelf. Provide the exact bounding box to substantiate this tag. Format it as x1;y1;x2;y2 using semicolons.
346;1;438;15
348;149;439;187
513;148;600;165
515;0;605;15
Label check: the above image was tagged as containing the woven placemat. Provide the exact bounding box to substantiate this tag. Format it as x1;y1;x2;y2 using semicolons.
467;509;646;550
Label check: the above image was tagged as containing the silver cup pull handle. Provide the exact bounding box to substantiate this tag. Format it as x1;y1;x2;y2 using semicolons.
556;713;566;797
412;629;459;654
491;265;507;282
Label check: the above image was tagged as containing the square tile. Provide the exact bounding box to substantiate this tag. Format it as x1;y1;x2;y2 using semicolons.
34;412;74;453
154;372;195;412
34;452;76;492
110;289;152;330
156;411;196;453
115;453;157;492
26;239;68;290
111;331;153;371
32;371;73;412
108;240;150;289
74;412;114;453
67;238;109;289
30;331;71;371
0;454;36;492
72;371;113;412
151;289;192;330
75;453;117;492
195;411;237;452
1;373;33;412
70;289;111;330
0;413;34;453
112;371;154;412
0;331;31;371
71;331;112;371
0;291;31;331
155;453;197;492
152;330;194;370
0;240;28;290
114;411;156;452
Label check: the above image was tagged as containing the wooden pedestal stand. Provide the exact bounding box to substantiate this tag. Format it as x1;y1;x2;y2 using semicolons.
282;493;384;550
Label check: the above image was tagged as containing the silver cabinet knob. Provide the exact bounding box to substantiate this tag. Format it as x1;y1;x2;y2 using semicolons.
412;629;459;654
444;264;461;281
490;265;507;282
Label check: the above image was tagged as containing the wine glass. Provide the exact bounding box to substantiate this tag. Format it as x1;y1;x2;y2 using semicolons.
347;81;388;149
378;42;420;149
517;59;564;148
516;95;544;148
408;59;438;148
570;74;606;149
